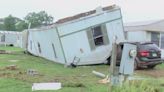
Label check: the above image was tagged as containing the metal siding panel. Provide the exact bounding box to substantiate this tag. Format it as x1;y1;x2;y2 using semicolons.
101;24;109;45
86;28;95;51
119;44;137;75
58;10;121;36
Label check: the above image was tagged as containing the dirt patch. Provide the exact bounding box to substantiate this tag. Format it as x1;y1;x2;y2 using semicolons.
160;84;164;87
0;72;11;77
5;65;18;70
0;50;12;54
63;82;85;88
136;69;164;78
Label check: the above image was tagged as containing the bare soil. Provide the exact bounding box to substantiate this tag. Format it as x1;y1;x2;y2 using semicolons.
136;68;164;78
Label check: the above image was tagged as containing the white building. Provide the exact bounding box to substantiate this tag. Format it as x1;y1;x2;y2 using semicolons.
125;20;164;57
26;5;125;65
0;31;23;48
125;20;164;48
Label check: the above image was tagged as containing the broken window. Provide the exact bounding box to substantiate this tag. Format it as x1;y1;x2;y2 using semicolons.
92;26;104;46
86;24;109;51
37;42;41;53
52;43;57;58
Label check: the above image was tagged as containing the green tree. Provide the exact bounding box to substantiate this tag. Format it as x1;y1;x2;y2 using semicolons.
4;15;17;31
0;24;5;30
15;20;28;31
24;11;53;28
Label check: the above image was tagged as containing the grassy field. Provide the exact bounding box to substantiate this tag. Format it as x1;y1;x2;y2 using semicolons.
0;46;164;92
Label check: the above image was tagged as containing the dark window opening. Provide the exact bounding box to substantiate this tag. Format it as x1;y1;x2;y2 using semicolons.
93;26;103;37
37;42;41;53
94;37;104;46
92;26;104;46
52;43;57;58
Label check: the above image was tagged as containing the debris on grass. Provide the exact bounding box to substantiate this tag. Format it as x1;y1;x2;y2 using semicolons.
92;70;106;78
92;70;110;84
98;76;110;84
0;72;11;77
0;50;12;54
27;69;39;76
5;65;18;70
32;83;62;91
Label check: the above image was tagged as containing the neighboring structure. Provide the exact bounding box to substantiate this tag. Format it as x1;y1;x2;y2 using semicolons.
125;20;164;48
0;31;23;47
125;20;164;57
26;5;125;65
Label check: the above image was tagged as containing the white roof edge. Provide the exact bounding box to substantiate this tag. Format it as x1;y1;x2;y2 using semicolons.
124;19;164;27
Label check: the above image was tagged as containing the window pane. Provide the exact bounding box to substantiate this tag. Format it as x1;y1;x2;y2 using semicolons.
92;26;102;37
94;37;104;46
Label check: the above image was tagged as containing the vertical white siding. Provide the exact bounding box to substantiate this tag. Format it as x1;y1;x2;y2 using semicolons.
106;19;125;44
27;9;125;65
127;31;148;42
28;28;65;64
60;19;125;64
60;30;91;64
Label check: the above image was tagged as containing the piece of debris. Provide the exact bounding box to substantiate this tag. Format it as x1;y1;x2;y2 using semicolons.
0;50;12;54
27;69;38;76
5;65;17;70
92;70;106;78
98;76;110;84
32;83;61;91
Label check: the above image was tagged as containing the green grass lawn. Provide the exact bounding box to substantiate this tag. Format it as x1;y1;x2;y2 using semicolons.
0;46;164;92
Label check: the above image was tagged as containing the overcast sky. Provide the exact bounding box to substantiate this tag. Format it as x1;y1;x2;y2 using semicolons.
0;0;164;23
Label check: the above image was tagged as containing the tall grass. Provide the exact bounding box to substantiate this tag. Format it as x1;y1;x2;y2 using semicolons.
112;79;164;92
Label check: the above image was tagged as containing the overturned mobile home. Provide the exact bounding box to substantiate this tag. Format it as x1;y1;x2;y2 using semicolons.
0;30;23;47
25;5;125;65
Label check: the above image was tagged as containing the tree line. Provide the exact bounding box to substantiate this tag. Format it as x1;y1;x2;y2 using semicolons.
0;11;53;31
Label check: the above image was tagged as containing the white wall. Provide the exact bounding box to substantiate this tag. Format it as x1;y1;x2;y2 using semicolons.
106;19;125;44
58;10;121;37
61;30;112;65
146;32;151;42
60;30;90;64
126;31;148;42
28;28;65;64
27;9;125;65
0;33;22;47
60;19;125;65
